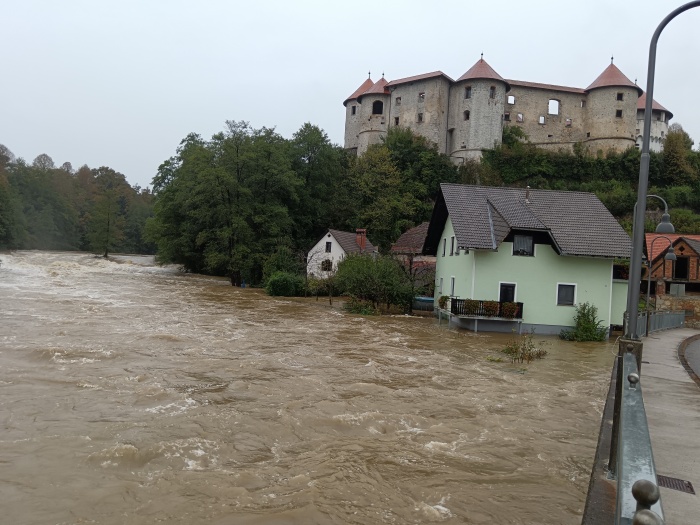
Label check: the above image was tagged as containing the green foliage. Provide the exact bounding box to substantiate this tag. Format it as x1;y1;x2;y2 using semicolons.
335;254;414;312
265;271;306;297
438;295;450;309
501;332;548;363
344;297;379;315
559;302;608;341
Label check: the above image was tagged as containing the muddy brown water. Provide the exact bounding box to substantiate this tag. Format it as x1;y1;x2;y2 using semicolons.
0;251;615;524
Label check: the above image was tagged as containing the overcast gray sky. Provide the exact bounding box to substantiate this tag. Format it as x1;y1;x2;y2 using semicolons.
2;1;699;189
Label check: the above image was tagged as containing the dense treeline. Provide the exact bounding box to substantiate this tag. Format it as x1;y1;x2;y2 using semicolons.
0;145;154;254
146;122;458;285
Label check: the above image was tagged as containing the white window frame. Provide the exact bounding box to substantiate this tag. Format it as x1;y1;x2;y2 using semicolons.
498;281;517;303
556;283;577;306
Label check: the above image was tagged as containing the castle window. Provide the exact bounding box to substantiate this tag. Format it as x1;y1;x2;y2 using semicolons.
586;132;591;137
394;117;399;126
565;118;572;127
489;86;496;99
548;99;559;115
396;96;401;105
463;110;470;121
617;92;624;101
507;95;515;104
636;128;640;134
504;112;511;121
418;92;425;102
351;105;356;115
372;101;384;115
661;131;665;137
517;113;524;122
581;100;586;108
616;109;623;118
539;115;546;125
465;86;472;99
417;113;424;123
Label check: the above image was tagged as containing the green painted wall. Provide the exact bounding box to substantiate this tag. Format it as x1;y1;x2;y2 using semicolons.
611;280;629;325
435;215;618;328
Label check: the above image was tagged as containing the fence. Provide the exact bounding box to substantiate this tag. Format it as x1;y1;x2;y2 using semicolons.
450;299;523;319
623;310;684;337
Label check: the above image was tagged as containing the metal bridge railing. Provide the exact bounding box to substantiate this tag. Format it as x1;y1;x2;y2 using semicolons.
614;352;664;524
623;310;684;337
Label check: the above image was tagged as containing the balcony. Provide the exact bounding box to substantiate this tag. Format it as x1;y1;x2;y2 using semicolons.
450;299;524;320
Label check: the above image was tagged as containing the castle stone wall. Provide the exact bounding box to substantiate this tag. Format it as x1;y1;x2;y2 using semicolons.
585;86;638;153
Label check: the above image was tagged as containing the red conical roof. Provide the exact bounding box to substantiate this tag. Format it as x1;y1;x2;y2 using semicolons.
456;58;510;91
343;78;374;107
586;63;643;95
637;92;673;119
359;77;389;99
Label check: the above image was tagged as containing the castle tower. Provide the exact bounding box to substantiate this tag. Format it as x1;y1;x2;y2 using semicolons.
584;62;642;154
343;77;374;153
448;58;510;163
356;77;390;155
636;92;673;152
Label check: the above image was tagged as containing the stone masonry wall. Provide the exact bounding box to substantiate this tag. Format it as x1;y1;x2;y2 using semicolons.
657;294;700;329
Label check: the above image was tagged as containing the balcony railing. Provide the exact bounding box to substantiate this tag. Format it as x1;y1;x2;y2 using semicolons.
451;299;523;320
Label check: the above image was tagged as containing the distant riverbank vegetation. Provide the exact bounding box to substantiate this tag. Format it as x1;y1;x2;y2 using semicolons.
4;121;700;283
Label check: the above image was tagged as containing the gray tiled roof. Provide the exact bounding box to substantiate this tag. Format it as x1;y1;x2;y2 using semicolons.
439;184;631;258
328;229;377;255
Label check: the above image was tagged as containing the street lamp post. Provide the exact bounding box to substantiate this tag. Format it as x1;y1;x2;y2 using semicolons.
609;0;700;480
645;236;677;336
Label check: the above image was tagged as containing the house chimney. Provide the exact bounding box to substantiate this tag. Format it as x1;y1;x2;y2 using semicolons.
356;228;367;252
525;185;530;204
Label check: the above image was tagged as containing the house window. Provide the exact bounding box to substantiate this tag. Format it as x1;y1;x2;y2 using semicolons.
450;277;455;296
507;95;515;104
372;101;383;115
513;235;534;256
439;277;443;294
321;259;333;272
325;241;332;253
464;110;470;121
504;112;511;121
394;117;399;126
450;236;455;255
516;113;524;122
465;86;472;99
539;115;546;125
442;238;446;257
615;109;623;118
557;283;576;306
396;96;401;105
351;105;356;115
565;118;572;127
489;86;496;99
499;283;516;303
418;92;425;102
548;99;559;115
417;113;423;123
617;92;624;101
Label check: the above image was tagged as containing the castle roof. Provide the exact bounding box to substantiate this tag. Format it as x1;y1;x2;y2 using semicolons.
343;78;374;107
357;77;389;102
637;92;673;119
586;63;643;95
385;71;455;87
456;58;510;91
507;79;585;94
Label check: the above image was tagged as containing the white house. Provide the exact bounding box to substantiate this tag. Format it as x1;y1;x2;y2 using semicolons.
307;229;377;277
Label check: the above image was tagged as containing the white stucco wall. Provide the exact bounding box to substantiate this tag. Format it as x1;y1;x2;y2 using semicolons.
307;232;347;277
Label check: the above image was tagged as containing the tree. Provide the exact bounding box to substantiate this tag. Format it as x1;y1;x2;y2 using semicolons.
86;167;129;257
662;123;696;185
32;153;55;170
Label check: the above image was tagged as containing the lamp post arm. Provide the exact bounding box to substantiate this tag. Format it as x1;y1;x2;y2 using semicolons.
626;0;700;339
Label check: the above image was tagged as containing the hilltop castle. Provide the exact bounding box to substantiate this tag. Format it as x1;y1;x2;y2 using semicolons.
343;58;673;161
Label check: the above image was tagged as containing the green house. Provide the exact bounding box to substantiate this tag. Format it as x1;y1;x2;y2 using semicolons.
424;184;632;334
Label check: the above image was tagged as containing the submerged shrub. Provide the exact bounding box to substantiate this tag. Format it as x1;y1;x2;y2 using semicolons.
560;302;608;341
501;332;548;364
344;297;379;315
265;271;305;297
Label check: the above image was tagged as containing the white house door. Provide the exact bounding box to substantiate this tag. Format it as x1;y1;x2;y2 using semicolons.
499;283;516;303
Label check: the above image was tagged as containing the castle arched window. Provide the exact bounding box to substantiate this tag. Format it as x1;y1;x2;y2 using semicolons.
507;95;515;104
372;101;384;115
463;110;470;121
548;99;560;115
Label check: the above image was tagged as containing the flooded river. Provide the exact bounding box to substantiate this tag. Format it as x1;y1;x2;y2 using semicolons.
0;251;614;524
